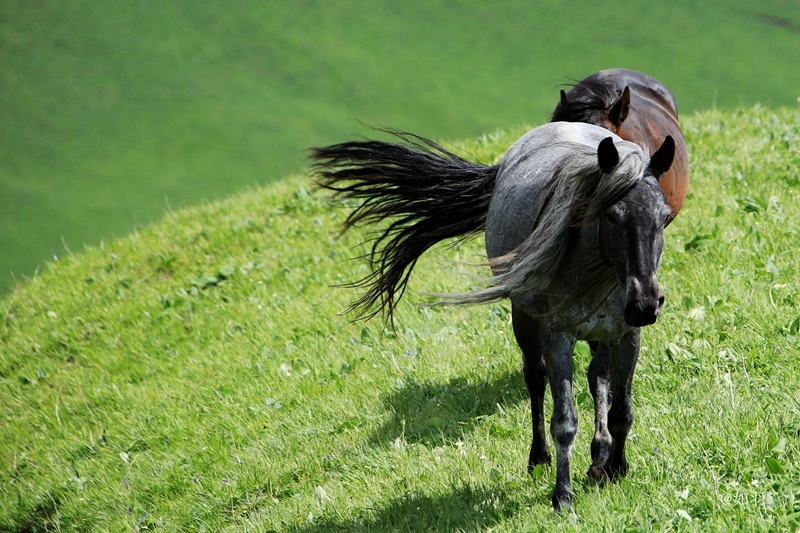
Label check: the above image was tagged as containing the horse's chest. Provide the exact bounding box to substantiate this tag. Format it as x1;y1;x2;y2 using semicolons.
568;303;628;343
519;292;629;344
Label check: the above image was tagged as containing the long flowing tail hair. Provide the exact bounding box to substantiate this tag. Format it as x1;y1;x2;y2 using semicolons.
310;130;499;323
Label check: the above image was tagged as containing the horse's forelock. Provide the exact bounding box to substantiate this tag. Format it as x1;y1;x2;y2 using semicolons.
535;139;646;228
577;145;647;226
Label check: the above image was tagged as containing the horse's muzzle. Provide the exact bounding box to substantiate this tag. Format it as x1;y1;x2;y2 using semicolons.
624;294;665;327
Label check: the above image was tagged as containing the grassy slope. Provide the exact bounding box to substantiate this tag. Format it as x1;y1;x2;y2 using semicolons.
1;107;799;531
2;0;799;295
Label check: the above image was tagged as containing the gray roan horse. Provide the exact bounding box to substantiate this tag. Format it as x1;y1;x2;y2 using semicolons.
311;121;675;511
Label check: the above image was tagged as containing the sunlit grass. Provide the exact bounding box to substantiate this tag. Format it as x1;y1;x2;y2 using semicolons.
1;107;798;531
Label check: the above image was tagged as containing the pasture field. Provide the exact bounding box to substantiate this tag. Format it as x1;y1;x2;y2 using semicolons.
1;106;799;531
2;0;800;295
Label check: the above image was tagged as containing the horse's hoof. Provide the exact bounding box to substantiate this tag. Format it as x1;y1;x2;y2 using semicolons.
607;460;629;480
551;489;576;513
528;450;552;470
587;464;608;484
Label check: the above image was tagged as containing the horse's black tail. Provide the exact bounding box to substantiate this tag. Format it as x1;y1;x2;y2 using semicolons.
310;129;499;324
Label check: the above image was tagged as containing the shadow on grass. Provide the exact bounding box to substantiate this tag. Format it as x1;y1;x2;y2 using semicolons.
1;488;67;533
226;369;546;529
369;369;529;447
288;483;516;532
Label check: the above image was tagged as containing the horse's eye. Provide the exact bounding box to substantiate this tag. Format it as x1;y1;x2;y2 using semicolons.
604;212;619;225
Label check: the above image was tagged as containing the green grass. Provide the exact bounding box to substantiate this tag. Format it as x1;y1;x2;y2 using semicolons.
1;106;799;531
2;0;799;295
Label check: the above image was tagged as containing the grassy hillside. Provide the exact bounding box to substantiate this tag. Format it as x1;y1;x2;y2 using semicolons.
2;0;799;296
1;107;799;531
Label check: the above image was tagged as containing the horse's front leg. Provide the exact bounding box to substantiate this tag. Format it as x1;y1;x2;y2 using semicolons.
512;305;550;469
587;341;613;481
606;328;640;478
541;328;579;512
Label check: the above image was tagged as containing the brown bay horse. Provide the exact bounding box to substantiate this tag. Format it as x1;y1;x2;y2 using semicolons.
552;68;689;223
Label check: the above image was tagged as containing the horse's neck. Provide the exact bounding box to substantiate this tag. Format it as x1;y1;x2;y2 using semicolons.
621;95;683;155
631;92;680;130
560;225;617;292
513;223;620;320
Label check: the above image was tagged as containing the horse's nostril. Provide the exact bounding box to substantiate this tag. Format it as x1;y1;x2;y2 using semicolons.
624;299;662;327
658;295;665;308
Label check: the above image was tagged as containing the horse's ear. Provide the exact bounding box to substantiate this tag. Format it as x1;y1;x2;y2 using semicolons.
649;135;675;179
597;137;619;173
608;86;631;127
560;89;569;107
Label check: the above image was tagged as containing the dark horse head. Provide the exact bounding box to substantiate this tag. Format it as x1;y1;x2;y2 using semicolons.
596;135;675;327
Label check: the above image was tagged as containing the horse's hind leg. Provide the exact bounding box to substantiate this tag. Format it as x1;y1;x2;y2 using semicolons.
587;342;613;481
512;305;550;468
606;329;641;478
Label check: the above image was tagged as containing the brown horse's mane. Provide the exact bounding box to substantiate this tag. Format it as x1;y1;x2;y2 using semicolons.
550;79;621;125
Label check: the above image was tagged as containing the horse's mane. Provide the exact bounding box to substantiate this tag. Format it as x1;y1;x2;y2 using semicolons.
550;78;621;125
443;139;647;306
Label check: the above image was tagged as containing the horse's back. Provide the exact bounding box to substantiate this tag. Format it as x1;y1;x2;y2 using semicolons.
485;122;620;259
498;121;611;173
588;68;679;116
